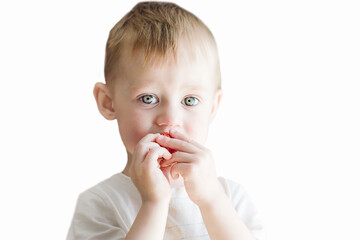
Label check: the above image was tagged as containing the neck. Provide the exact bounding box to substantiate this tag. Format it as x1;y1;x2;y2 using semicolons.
121;151;132;177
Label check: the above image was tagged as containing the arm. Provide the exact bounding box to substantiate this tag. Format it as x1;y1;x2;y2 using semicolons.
198;189;256;240
125;201;169;240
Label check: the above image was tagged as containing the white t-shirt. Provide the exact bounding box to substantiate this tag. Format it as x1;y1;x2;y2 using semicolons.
67;173;265;240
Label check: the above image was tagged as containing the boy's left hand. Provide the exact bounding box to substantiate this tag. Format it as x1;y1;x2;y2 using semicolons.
155;129;223;207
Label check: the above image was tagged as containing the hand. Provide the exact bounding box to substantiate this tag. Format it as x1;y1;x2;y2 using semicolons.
128;133;172;204
155;129;223;207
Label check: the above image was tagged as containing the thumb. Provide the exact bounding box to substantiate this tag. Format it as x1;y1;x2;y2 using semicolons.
170;162;191;179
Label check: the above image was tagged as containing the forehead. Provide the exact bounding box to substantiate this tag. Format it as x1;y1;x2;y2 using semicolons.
114;38;218;91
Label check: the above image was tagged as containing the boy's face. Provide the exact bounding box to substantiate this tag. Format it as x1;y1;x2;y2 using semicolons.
109;45;222;155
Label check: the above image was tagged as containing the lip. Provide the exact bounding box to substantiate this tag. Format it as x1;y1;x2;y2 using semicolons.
160;132;171;138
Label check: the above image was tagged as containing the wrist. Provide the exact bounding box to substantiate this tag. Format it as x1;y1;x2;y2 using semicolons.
142;198;171;209
198;186;227;211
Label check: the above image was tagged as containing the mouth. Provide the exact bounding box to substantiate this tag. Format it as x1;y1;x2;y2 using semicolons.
160;132;171;138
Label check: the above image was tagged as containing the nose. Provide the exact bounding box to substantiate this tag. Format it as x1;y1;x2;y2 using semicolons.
155;102;181;129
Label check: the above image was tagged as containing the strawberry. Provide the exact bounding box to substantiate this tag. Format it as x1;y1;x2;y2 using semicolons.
160;132;171;138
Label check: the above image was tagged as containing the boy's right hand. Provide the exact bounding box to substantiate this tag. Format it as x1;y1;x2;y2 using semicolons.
128;133;172;204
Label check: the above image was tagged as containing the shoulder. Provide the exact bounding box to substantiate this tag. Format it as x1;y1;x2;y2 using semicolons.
218;177;266;240
217;176;255;211
83;172;135;194
77;172;141;209
67;173;132;239
217;176;247;201
69;173;140;232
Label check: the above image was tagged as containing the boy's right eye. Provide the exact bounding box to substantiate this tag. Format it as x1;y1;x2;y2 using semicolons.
140;95;159;104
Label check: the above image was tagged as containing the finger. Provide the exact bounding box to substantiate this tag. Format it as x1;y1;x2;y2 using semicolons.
170;162;193;179
169;129;204;149
156;135;197;153
159;164;173;182
138;133;161;144
134;142;160;163
143;147;172;168
159;151;193;168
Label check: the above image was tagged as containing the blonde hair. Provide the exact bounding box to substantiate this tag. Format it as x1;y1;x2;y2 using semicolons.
104;1;221;89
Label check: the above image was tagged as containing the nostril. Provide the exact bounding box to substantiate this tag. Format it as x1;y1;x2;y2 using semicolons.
158;121;179;127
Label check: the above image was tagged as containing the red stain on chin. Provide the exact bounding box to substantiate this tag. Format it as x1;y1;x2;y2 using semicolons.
160;133;176;154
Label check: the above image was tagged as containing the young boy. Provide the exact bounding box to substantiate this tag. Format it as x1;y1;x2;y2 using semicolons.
67;2;264;240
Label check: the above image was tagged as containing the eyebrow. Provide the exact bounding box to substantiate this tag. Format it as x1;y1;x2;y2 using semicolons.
127;84;162;95
126;76;209;94
181;83;208;92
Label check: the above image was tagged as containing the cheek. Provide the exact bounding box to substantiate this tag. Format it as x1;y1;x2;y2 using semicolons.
184;111;211;144
117;111;153;153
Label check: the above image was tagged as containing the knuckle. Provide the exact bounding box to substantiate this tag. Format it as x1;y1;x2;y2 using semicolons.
197;152;206;161
148;148;158;155
140;142;158;150
192;156;201;164
137;142;147;149
179;141;187;149
203;149;211;158
187;164;196;174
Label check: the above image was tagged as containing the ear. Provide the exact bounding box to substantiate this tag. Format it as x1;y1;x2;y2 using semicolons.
210;89;223;121
93;82;116;120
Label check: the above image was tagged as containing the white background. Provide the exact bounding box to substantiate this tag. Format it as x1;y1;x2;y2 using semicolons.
0;0;359;239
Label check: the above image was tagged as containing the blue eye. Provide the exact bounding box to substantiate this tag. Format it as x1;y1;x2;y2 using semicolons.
183;96;199;106
140;95;158;104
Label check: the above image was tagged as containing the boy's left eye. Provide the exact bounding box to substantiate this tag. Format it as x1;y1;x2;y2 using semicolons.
183;96;199;106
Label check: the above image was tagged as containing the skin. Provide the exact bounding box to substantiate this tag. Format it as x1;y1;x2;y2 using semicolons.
93;42;256;240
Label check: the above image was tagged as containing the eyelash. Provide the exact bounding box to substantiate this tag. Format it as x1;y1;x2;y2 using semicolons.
183;96;199;106
138;94;200;106
140;95;159;104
